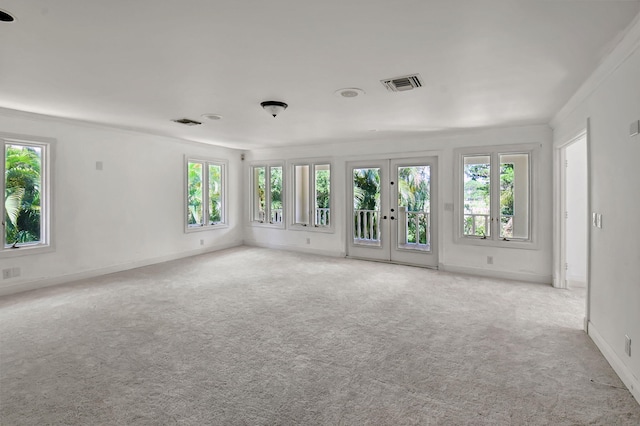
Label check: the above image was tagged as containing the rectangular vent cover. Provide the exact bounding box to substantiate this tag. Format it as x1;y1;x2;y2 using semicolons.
381;74;423;92
173;118;202;126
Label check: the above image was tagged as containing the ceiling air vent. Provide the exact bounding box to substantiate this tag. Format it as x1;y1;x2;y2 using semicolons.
172;118;202;126
380;74;423;92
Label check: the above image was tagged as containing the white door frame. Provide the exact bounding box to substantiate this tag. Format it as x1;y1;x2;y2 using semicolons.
553;124;590;332
346;157;438;268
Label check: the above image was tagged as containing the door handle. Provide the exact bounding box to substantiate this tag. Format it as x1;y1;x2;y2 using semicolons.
383;215;388;219
390;216;395;220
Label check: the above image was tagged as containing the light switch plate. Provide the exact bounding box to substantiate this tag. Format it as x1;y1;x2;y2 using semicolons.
596;213;603;229
631;120;640;137
592;212;598;227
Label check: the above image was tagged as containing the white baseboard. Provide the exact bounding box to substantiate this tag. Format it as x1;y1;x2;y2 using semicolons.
439;263;552;284
589;321;640;405
0;242;242;297
243;240;346;258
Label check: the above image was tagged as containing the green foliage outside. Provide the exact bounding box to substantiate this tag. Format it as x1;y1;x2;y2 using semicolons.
187;163;222;226
463;161;515;237
398;166;430;245
315;169;330;209
353;168;380;239
270;167;283;213
4;145;41;246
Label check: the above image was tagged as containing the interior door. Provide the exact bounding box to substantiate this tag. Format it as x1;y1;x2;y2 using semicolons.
348;157;438;268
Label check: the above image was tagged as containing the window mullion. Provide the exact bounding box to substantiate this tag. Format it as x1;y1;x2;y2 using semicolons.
309;163;315;227
265;166;272;224
202;162;209;227
491;152;500;240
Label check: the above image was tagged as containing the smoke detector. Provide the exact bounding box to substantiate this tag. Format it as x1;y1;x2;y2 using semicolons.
381;74;423;92
335;88;365;98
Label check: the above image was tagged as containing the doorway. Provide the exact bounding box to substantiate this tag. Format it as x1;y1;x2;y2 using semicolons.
347;157;438;268
558;131;589;330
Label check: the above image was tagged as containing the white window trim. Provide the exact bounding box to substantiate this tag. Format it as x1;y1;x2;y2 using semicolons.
288;159;334;233
454;143;540;250
249;161;285;229
184;156;228;233
1;133;54;258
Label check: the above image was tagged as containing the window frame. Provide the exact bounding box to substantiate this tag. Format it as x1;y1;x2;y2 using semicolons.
184;156;228;233
454;143;539;249
1;133;54;258
289;159;333;233
249;162;285;228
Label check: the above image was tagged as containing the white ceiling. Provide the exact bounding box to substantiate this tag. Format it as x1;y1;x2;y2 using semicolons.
1;1;639;150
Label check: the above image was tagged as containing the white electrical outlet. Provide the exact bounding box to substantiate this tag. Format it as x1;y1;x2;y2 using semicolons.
11;267;20;278
306;238;311;245
487;256;493;265
200;239;204;246
2;268;11;279
625;335;631;356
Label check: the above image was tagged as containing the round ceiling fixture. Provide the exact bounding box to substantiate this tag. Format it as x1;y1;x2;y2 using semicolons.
260;101;288;118
201;113;223;121
335;88;365;98
0;9;15;22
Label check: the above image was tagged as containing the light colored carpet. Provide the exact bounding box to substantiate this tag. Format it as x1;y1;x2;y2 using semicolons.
1;246;639;425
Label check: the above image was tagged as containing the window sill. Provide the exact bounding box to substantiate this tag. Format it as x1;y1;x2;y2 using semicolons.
185;224;229;233
289;224;334;233
0;243;54;259
249;221;285;229
454;236;539;250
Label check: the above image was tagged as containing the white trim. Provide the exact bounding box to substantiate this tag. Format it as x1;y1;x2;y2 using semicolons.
0;241;242;297
589;321;640;405
439;263;552;285
1;134;54;257
453;143;541;250
287;158;334;233
248;162;286;228
184;156;229;232
550;13;640;129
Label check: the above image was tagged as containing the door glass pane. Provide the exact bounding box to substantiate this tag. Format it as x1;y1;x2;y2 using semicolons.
269;166;283;224
208;164;222;225
499;153;529;239
187;161;203;227
463;155;491;237
397;165;431;251
5;144;43;245
253;166;266;222
314;164;330;227
294;165;310;225
353;167;381;245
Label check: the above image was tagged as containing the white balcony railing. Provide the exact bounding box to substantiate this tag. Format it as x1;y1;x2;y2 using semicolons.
400;208;430;248
354;209;380;242
257;209;283;224
316;208;330;227
464;213;515;237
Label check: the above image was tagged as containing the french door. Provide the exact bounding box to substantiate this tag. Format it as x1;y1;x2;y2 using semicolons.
347;157;438;268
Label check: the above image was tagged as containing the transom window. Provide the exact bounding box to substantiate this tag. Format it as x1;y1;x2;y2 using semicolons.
292;162;331;229
251;164;284;226
186;158;226;230
2;137;51;254
456;145;536;247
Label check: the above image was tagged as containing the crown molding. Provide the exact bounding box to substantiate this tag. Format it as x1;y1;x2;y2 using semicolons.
550;12;640;129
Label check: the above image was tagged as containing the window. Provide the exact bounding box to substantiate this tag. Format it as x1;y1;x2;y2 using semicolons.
251;164;283;226
457;145;536;246
186;158;226;230
292;162;331;229
2;137;51;254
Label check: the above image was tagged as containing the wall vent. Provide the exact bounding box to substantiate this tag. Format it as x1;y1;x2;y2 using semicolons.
381;74;423;92
173;118;202;126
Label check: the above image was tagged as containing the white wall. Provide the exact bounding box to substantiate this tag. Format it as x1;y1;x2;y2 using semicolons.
244;124;553;283
565;138;588;286
0;109;244;295
551;17;640;403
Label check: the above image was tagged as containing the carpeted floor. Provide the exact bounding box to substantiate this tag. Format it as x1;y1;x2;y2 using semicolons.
1;246;639;425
